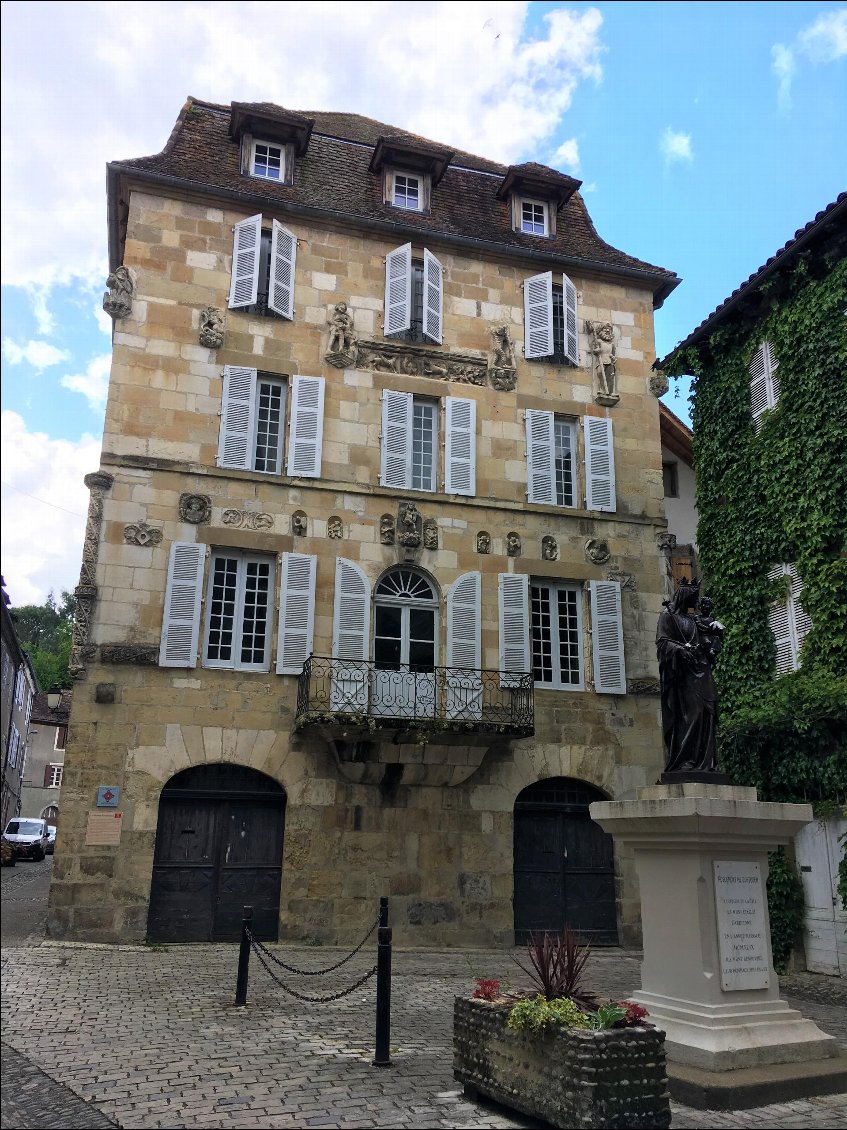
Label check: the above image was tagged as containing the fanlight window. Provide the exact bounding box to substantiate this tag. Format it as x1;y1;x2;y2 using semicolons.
375;569;437;603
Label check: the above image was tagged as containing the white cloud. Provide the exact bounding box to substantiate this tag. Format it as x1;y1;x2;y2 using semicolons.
60;354;112;413
660;127;694;165
548;137;581;173
94;302;113;336
772;9;846;110
1;2;604;293
3;338;70;371
0;411;101;606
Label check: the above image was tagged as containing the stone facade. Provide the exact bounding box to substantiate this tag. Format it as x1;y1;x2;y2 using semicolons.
49;101;678;946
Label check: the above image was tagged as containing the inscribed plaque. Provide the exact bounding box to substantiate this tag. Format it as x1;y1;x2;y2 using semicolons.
85;810;123;846
714;860;770;991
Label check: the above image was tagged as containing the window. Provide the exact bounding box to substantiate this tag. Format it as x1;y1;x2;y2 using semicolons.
384;243;443;344
45;764;63;789
520;198;548;235
662;461;679;498
384;168;429;212
749;340;780;429
525;412;614;512
7;724;20;768
249;139;288;181
14;668;24;708
381;391;476;495
204;551;274;671
531;582;584;689
553;418;577;507
54;726;67;751
228;214;296;318
524;271;578;364
768;563;811;674
217;368;324;478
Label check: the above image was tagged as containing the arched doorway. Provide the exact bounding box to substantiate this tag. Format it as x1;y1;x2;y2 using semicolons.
147;764;286;943
372;566;439;717
513;778;618;945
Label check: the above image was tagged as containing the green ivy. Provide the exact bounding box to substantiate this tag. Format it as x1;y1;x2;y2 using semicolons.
766;848;805;974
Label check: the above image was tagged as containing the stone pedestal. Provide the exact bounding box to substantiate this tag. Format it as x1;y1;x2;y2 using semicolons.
591;783;846;1108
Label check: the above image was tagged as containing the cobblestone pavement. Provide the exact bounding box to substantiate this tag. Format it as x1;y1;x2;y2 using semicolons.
0;855;53;945
1;940;845;1129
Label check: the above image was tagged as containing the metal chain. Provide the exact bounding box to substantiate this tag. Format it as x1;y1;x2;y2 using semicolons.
249;940;378;1002
245;915;379;976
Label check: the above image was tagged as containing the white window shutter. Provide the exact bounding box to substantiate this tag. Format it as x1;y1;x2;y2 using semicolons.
562;272;579;364
422;247;444;344
268;219;297;319
445;396;476;496
788;563;811;652
767;564;795;673
499;573;530;686
276;553;316;675
384;242;412;336
584;416;616;512
217;365;257;469
380;389;412;488
159;542;205;668
524;271;554;359
765;340;780;405
286;375;325;478
447;571;482;719
228;213;262;309
749;344;769;425
331;558;371;710
525;409;556;504
590;580;626;694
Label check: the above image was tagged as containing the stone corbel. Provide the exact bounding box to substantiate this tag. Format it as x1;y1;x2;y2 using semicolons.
102;266;136;321
70;470;114;677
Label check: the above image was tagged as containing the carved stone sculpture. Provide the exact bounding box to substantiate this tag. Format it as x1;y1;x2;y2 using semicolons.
325;302;358;367
586;320;618;404
124;520;163;547
398;502;422;548
584;538;611;565
327;516;343;539
198;306;225;349
355;339;488;385
488;325;517;391
423;519;438;550
69;470;114;677
476;531;491;554
649;370;669;398
656;580;725;778
380;514;396;545
608;568;637;591
542;535;558;561
222;509;273;530
102;266;135;320
179;493;211;524
99;644;159;666
292;511;308;536
506;532;521;557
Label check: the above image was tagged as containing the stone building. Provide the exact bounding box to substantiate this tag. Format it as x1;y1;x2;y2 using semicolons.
49;99;680;945
21;689;71;823
658;403;697;588
1;578;38;830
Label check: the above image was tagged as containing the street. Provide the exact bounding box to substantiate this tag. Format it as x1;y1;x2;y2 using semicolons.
2;860;846;1129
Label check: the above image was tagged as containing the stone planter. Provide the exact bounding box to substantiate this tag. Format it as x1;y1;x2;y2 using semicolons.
453;997;671;1129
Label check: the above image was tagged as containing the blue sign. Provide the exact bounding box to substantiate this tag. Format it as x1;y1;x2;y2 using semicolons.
97;786;121;808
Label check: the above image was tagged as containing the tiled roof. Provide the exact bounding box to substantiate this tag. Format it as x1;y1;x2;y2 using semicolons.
110;98;679;304
659;402;693;465
31;689;72;725
661;193;846;363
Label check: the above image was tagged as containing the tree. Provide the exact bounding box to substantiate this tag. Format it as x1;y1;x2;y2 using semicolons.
11;590;76;690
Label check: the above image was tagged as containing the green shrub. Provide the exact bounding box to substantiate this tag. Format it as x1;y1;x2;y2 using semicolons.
507;995;589;1034
767;848;805;973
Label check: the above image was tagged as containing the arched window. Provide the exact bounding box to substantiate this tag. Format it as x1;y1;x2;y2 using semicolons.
373;567;439;717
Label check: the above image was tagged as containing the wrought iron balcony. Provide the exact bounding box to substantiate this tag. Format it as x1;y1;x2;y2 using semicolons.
294;657;534;738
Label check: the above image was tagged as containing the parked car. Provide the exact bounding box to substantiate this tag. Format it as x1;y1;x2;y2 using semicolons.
46;826;57;855
2;818;51;862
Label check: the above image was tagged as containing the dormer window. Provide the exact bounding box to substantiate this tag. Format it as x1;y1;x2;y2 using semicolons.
251;140;288;181
384;168;429;212
520;198;549;236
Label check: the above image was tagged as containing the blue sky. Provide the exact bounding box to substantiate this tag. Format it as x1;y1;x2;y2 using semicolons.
1;1;845;605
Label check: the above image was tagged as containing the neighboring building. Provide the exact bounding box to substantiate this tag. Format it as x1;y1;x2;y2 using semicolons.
661;194;846;976
50;99;680;946
1;578;38;829
658;402;697;589
21;690;71;823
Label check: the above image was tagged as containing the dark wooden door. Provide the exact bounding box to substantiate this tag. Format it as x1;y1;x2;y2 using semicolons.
513;779;618;945
147;765;285;943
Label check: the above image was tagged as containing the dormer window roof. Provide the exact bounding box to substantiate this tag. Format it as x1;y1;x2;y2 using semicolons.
496;162;582;207
369;135;454;188
228;102;314;156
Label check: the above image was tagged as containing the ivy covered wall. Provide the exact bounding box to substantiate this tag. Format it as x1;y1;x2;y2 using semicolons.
665;244;847;805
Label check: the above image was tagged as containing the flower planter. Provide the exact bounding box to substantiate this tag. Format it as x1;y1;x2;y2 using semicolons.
453;997;671;1129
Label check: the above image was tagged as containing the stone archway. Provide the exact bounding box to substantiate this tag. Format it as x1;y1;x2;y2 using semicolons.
513;777;618;945
147;763;286;943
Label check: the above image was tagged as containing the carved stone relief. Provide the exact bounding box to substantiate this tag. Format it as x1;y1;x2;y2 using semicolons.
70;470;114;677
179;493;211;524
327;516;344;539
99;644;159;666
380;514;396;545
542;535;558;561
324;302;359;368
292;511;308;536
102;266;135;321
123;520;163;547
506;532;521;557
584;538;611;565
608;568;637;591
649;370;669;398
355;339;488;385
488;325;517;391
222;509;273;530
198;306;225;349
476;531;491;554
423;519;439;551
398;502;422;548
585;320;619;406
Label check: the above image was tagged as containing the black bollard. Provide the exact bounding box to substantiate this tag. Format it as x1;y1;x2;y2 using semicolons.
235;905;253;1006
373;895;392;1066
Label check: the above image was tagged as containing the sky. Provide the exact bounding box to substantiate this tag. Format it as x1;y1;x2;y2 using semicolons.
1;1;845;608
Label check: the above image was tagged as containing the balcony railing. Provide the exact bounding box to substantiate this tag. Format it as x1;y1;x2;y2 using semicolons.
295;657;534;737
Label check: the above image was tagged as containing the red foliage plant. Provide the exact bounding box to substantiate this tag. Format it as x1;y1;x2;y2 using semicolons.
615;1000;650;1027
472;978;502;1001
512;927;598;1008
